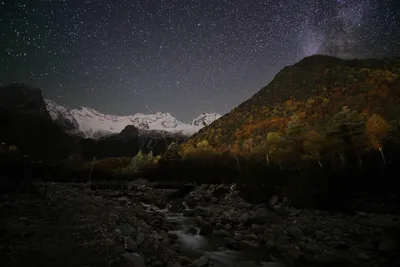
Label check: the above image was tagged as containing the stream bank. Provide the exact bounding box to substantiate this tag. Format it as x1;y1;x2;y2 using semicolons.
1;181;400;267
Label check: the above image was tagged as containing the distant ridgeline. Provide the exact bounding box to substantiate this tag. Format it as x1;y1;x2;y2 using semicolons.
181;55;400;167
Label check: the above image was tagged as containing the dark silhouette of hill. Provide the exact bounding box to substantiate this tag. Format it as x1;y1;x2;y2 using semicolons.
0;83;76;160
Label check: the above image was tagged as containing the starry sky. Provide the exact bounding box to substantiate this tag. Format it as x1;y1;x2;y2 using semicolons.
1;0;399;122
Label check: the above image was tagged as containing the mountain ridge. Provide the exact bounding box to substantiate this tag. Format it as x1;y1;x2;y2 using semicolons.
45;99;222;139
182;54;400;162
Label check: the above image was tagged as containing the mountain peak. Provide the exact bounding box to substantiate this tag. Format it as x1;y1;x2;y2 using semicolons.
45;100;222;138
191;113;222;126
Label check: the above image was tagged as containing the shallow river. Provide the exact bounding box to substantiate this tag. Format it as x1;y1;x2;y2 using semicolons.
140;202;283;267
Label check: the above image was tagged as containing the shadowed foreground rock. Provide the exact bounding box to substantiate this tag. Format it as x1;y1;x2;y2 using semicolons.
0;183;182;267
1;182;399;267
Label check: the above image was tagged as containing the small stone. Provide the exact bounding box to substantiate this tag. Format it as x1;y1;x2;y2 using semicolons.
234;233;243;240
360;242;375;252
269;195;279;207
135;204;151;220
332;228;341;235
122;252;145;267
244;234;258;240
185;226;198;235
113;245;126;254
288;225;302;239
191;255;209;267
315;230;325;240
168;233;178;240
136;233;145;246
240;240;260;248
357;211;368;217
117;223;134;236
178;256;190;264
236;261;260;267
151;260;164;267
112;228;124;242
260;262;287;267
357;252;369;261
124;236;137;251
213;229;230;238
171;243;180;252
335;241;349;250
378;235;397;252
162;237;170;245
265;240;276;249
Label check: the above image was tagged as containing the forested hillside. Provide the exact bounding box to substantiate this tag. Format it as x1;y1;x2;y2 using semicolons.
181;55;400;168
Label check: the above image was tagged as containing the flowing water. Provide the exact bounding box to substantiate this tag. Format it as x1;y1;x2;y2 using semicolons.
141;202;277;267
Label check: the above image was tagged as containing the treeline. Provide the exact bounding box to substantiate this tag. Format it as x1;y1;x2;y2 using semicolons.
187;61;400;164
149;139;400;212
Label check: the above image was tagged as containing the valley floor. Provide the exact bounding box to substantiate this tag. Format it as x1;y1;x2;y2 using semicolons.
1;182;399;267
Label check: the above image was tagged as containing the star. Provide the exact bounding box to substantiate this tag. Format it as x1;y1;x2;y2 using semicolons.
0;0;398;121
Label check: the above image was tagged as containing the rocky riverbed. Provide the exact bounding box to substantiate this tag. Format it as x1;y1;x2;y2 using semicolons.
1;181;399;267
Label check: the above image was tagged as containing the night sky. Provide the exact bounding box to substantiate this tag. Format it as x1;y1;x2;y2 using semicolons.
1;0;399;122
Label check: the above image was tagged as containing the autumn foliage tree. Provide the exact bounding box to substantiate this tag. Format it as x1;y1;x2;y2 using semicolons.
365;114;391;164
285;114;306;168
302;129;326;167
171;56;400;175
266;132;286;168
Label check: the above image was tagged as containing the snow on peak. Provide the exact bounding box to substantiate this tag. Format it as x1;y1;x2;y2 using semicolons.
44;99;222;139
191;113;222;127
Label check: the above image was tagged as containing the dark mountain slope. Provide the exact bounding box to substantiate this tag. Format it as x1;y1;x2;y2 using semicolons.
0;83;76;160
182;55;400;164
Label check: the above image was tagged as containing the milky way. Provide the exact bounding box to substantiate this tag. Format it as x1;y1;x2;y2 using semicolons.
0;0;399;121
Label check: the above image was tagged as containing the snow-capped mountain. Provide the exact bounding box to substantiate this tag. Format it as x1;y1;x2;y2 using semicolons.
190;113;221;127
45;99;221;139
